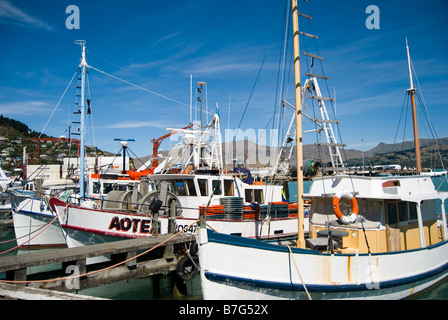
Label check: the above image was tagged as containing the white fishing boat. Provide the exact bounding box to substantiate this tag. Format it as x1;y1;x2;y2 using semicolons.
9;174;144;249
197;0;448;300
42;37;304;253
51;112;301;247
8;41;153;249
9;182;74;249
0;167;12;213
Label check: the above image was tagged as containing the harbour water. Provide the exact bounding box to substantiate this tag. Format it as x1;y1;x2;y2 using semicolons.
1;176;448;300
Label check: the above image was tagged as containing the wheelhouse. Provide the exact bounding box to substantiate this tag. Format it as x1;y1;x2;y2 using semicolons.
306;175;448;254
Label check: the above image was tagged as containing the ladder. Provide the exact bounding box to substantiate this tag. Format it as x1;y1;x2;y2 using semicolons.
304;77;345;168
271;6;345;175
71;69;83;137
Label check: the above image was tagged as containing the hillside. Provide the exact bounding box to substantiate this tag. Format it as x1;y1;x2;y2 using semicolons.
0;115;114;172
2;115;447;172
345;140;448;169
224;138;448;169
153;137;448;170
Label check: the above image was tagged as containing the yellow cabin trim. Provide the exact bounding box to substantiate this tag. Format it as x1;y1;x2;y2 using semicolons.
311;219;441;254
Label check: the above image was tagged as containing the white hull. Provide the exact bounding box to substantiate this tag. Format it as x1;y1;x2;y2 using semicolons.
10;191;66;248
51;197;304;247
198;228;448;300
48;171;304;249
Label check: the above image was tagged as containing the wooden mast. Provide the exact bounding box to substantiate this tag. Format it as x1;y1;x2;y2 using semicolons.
291;0;305;248
406;39;421;173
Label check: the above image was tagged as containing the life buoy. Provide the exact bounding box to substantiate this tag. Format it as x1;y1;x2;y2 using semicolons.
332;191;358;224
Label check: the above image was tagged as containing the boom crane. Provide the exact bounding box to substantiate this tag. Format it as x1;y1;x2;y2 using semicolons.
151;124;193;168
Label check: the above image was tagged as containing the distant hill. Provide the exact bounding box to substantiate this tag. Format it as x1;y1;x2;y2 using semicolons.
365;138;448;156
347;138;448;169
3;115;446;172
0;115;49;139
149;137;448;170
0;115;114;171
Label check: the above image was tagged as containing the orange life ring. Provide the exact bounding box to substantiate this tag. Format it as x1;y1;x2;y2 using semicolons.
332;191;358;224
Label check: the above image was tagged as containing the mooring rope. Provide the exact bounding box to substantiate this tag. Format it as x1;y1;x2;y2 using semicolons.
287;245;312;300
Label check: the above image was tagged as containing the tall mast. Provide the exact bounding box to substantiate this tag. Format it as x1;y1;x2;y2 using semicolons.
291;0;305;248
76;40;87;199
406;39;421;173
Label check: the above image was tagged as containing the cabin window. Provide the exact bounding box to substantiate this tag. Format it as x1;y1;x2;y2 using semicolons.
244;189;264;203
386;201;418;225
387;202;398;225
254;189;264;203
398;201;407;222
170;179;197;196
102;183;125;193
224;180;234;196
103;183;113;193
245;189;254;203
93;182;100;194
409;202;417;220
174;180;187;196
186;179;197;196
198;179;208;196
212;180;222;195
156;179;196;196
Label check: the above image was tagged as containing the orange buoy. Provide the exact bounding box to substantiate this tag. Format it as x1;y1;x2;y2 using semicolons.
332;191;358;224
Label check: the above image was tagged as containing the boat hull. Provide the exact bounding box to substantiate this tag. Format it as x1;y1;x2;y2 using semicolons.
10;191;66;249
50;198;302;248
198;229;448;300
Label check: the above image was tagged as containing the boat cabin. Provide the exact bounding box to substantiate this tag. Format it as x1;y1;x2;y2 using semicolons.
149;173;282;217
305;175;448;254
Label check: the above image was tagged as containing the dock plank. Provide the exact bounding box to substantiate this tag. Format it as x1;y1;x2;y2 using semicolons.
0;283;107;300
0;233;195;272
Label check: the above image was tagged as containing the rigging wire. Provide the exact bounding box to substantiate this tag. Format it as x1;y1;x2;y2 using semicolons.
392;56;446;175
38;69;79;139
87;65;211;115
392;93;409;153
233;3;284;143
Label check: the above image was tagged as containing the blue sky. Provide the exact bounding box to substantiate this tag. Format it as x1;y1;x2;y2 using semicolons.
0;0;447;159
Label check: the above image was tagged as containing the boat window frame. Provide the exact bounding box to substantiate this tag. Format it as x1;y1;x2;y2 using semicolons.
245;189;254;203
386;202;399;225
185;179;197;196
197;178;208;196
386;200;418;226
254;189;264;203
211;179;222;195
224;179;234;196
92;181;100;194
157;179;197;197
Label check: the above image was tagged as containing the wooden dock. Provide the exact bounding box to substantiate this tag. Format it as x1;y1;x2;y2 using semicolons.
0;232;196;299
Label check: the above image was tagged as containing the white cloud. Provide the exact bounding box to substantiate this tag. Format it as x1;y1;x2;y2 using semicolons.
0;0;52;30
0;100;51;115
